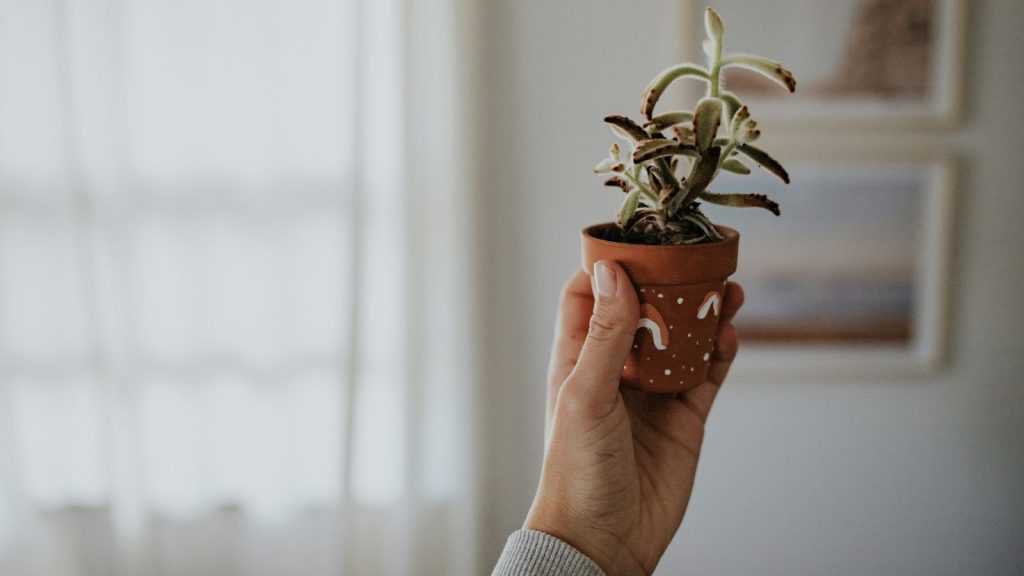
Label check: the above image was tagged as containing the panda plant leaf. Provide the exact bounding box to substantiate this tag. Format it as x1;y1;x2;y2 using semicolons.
594;6;795;245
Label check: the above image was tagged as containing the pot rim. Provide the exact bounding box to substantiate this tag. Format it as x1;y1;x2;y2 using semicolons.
582;222;739;250
581;222;739;285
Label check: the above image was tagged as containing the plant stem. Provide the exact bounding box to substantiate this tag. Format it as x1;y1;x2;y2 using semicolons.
709;38;723;98
656;158;679;188
717;140;738;169
624;168;659;204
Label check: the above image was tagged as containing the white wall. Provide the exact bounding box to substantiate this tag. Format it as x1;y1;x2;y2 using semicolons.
476;1;1024;574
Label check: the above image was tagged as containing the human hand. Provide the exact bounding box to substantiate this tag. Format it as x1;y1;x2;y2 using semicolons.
523;260;744;575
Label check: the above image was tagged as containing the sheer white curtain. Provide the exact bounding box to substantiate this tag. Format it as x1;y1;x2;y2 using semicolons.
0;0;477;574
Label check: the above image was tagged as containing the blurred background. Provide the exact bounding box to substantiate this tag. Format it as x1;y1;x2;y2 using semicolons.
1;0;1022;575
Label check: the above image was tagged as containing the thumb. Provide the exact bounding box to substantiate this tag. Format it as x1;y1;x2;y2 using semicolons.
566;260;639;402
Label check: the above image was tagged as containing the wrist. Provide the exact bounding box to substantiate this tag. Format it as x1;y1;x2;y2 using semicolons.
524;505;647;576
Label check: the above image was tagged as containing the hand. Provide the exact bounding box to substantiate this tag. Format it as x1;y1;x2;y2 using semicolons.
523;260;744;575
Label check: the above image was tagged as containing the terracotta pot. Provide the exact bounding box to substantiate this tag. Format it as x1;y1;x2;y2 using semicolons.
581;223;739;393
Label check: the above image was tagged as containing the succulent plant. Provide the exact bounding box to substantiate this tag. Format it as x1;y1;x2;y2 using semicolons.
594;6;796;245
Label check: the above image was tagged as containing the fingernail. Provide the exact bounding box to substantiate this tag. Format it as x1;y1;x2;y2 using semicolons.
593;261;617;299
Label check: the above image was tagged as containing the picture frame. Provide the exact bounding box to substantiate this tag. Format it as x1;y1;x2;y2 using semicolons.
675;0;966;130
706;144;956;380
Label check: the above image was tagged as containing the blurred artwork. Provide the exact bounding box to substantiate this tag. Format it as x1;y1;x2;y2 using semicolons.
821;0;933;97
702;158;948;345
725;0;934;99
688;0;963;126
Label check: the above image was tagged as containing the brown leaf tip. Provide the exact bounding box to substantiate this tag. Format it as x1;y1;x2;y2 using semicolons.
776;66;797;92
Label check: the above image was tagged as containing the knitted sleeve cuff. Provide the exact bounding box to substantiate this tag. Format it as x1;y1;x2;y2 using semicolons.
492;529;606;576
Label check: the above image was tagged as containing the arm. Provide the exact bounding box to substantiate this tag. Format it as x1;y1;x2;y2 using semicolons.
496;261;743;575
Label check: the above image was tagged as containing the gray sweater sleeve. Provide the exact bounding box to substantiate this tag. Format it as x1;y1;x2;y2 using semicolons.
492;529;606;576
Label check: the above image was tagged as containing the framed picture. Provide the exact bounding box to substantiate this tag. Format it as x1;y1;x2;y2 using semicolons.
676;0;966;129
704;145;956;379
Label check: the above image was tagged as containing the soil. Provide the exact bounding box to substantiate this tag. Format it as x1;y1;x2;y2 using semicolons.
593;222;719;246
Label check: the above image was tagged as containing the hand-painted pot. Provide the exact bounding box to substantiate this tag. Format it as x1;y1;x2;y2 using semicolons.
581;223;739;393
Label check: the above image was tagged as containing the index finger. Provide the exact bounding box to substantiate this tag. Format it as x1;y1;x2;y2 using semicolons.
720;280;744;323
676;280;744;420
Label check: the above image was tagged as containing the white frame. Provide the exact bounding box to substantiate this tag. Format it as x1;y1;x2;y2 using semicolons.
724;146;956;381
675;0;966;130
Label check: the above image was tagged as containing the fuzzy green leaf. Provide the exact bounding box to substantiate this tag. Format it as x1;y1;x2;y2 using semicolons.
668;146;721;215
720;92;743;122
699;192;781;215
643;111;694;132
686;146;721;197
594;158;625;174
604;115;649;142
721;53;797;93
681;212;724;242
604;176;631;193
633;138;675;156
632;139;699;164
646;166;663;191
641;64;710;120
672;126;694;142
693;98;723;152
704;7;724;46
720;158;751;175
618;186;643;227
729;107;751;143
736;143;790;183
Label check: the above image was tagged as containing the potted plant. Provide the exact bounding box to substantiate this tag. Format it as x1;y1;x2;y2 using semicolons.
582;6;796;392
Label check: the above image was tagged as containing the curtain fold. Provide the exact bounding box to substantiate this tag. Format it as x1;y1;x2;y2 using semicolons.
0;0;476;574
